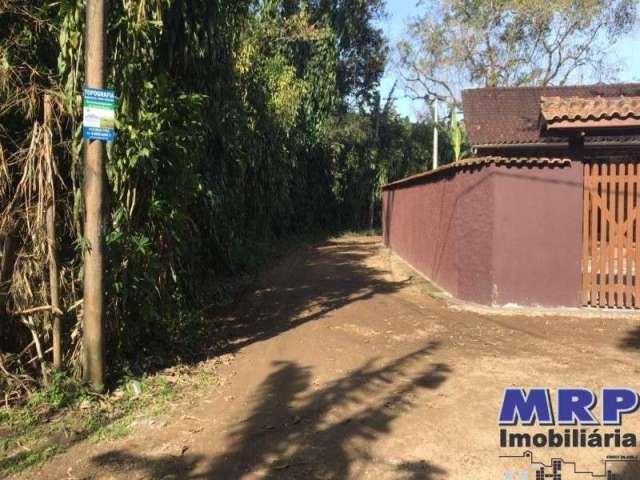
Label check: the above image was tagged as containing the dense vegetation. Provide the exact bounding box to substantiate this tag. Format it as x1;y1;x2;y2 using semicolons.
0;0;448;399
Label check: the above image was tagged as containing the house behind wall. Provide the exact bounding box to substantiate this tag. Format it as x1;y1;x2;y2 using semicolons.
382;83;640;308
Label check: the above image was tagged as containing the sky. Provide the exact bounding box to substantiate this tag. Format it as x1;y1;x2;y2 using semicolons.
380;1;640;121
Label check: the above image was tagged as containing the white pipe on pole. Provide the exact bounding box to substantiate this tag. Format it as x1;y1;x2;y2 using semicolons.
432;98;439;170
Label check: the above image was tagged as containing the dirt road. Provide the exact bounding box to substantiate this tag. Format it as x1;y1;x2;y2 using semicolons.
19;236;640;479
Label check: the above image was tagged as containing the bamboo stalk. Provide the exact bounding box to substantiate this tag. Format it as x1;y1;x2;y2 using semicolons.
44;93;62;369
14;305;61;316
0;233;18;315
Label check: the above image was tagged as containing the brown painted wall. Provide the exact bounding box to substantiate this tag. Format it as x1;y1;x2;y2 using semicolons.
382;162;584;307
382;166;495;304
491;163;583;306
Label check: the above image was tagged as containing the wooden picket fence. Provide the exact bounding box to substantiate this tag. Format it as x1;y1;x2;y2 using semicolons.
582;158;640;308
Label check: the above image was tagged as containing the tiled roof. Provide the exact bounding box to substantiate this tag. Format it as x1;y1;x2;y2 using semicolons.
541;96;640;122
462;84;640;146
458;156;570;167
382;156;571;189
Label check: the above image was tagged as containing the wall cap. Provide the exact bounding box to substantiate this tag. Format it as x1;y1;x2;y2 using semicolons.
382;156;572;190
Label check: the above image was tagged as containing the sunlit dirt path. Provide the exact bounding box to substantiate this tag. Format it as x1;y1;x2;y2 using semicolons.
17;236;640;479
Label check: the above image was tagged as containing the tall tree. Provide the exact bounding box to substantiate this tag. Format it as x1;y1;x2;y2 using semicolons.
398;0;638;104
313;0;388;107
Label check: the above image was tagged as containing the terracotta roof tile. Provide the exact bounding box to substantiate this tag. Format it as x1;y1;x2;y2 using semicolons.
541;96;640;123
462;84;640;145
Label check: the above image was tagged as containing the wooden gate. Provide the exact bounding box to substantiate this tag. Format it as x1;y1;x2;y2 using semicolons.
582;158;640;307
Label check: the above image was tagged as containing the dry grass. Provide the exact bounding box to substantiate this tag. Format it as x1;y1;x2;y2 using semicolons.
1;12;82;404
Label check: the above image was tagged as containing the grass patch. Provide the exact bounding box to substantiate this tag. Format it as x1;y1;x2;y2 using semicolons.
0;364;215;477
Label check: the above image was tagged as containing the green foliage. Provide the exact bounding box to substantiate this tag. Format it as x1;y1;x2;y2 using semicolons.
0;0;435;390
449;107;462;162
42;371;89;409
314;0;388;106
329;103;453;229
0;370;190;476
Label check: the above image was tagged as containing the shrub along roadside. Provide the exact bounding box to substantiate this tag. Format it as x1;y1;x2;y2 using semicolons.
0;0;445;405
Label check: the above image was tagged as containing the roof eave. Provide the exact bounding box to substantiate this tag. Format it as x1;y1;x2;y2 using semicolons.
474;140;640;151
546;118;640;128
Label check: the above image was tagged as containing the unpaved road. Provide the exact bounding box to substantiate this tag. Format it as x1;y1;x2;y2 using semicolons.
18;236;640;479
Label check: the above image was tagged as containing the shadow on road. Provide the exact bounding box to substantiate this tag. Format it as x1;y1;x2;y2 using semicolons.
208;239;409;355
617;325;640;351
91;342;450;479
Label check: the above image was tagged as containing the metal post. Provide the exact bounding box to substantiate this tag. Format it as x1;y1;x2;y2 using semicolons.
432;98;439;170
83;0;105;391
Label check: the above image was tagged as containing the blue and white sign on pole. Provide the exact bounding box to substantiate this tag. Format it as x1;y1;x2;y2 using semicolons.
82;87;116;141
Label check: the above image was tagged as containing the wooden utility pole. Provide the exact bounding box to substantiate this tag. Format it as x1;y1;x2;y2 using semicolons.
83;0;105;391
